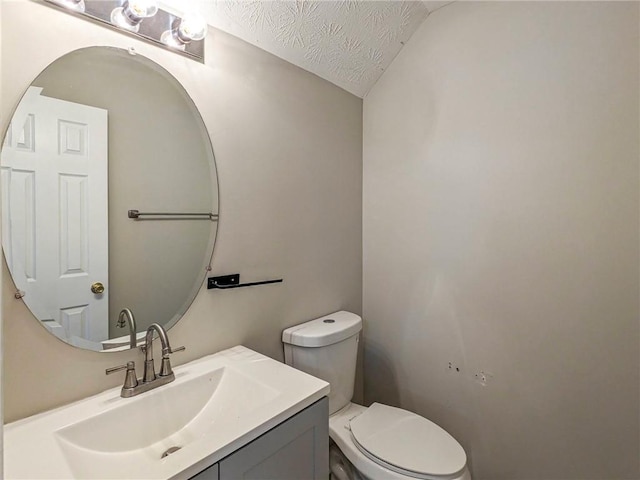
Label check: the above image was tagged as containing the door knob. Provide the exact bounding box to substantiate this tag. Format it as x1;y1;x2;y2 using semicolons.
91;282;105;294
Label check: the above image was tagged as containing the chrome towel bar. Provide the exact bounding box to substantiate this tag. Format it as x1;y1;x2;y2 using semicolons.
128;210;218;221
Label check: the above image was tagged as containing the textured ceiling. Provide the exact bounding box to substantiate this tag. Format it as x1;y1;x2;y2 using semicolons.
162;1;453;97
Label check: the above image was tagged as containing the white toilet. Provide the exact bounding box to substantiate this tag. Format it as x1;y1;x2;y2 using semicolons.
282;311;471;480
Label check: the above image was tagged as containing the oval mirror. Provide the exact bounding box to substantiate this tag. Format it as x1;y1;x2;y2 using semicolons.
1;47;218;351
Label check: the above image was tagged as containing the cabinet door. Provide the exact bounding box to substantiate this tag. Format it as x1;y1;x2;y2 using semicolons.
191;462;218;480
219;398;328;480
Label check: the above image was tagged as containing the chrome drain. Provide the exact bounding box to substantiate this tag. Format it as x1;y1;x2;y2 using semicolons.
161;446;182;458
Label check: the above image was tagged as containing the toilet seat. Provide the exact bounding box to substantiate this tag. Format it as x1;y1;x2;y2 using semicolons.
349;403;467;479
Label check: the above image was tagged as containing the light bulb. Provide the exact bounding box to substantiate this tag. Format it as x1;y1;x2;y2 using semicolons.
111;0;158;32
126;0;158;20
161;12;208;48
177;12;207;42
160;29;186;50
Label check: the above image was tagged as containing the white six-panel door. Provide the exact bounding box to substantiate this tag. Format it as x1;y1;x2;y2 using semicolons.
2;87;109;347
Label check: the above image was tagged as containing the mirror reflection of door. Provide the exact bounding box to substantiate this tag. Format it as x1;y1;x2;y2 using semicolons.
1;86;108;349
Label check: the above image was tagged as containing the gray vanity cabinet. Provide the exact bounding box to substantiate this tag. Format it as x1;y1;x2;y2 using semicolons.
191;397;328;480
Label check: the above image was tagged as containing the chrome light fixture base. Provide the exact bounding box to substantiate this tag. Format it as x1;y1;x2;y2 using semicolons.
42;0;205;63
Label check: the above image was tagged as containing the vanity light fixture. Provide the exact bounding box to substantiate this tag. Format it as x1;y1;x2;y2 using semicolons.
50;0;85;13
161;12;208;49
110;0;159;33
42;0;206;62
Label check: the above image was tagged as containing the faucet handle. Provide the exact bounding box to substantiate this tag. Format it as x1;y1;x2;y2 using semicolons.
160;344;185;356
159;346;185;377
139;344;185;354
105;362;129;375
106;361;139;390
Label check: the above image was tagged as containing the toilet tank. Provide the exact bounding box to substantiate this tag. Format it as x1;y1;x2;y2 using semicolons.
282;311;362;415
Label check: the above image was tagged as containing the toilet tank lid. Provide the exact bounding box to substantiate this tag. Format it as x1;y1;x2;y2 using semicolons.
282;311;362;347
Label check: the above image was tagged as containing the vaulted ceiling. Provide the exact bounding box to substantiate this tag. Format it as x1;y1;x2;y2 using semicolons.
162;1;453;97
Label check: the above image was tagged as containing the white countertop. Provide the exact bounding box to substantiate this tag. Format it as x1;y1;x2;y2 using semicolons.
4;346;330;479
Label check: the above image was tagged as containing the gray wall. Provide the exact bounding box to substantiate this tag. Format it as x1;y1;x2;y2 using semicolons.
0;0;4;473
1;1;362;422
363;2;639;479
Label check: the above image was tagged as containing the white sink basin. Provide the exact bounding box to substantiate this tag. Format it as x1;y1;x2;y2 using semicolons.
56;365;276;454
5;346;329;479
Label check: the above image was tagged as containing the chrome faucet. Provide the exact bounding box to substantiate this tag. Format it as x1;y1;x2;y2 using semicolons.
143;323;184;382
116;308;137;349
106;323;185;398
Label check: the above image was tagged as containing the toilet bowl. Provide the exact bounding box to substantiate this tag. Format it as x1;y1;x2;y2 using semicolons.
282;311;471;480
329;402;470;480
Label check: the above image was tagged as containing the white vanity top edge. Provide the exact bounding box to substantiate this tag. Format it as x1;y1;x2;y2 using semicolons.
4;345;330;480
